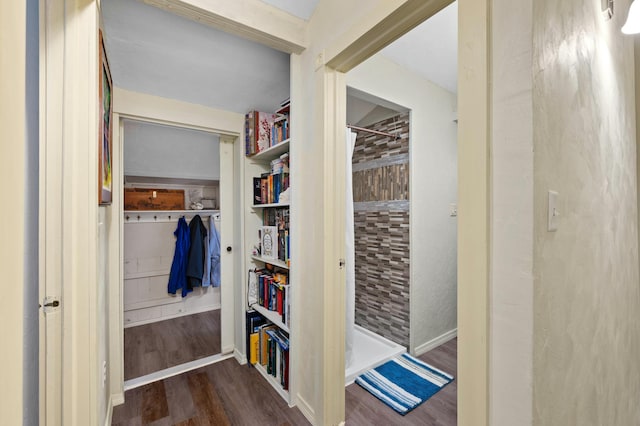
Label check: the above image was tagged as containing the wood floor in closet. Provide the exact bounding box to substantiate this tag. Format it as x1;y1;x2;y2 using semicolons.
113;337;457;425
125;310;221;380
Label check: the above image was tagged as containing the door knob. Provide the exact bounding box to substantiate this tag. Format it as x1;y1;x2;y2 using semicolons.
226;246;232;252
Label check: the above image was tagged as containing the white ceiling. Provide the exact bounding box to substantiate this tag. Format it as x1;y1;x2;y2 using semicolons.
380;1;458;94
260;0;319;20
101;0;290;113
101;0;457;116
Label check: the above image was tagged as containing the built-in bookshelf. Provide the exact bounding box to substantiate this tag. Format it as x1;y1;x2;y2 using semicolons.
244;100;293;405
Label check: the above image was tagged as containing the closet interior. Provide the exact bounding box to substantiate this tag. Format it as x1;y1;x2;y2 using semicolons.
122;119;223;382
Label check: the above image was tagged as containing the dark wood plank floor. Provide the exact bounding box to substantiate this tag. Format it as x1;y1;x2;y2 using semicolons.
112;356;310;425
346;338;457;426
114;337;456;425
125;310;221;380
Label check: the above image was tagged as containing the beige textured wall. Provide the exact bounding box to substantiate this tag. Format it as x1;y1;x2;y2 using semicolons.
533;1;640;424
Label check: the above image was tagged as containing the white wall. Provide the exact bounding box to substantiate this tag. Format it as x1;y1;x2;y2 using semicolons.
490;0;534;425
532;0;640;424
124;120;221;181
347;54;458;354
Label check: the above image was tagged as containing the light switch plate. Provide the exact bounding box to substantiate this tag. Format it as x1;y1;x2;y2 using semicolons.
548;190;559;232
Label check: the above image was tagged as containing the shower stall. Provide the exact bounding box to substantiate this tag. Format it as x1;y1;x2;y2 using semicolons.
344;111;411;383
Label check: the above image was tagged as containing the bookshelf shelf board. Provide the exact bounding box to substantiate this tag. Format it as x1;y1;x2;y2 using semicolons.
252;202;290;209
250;139;290;162
253;362;291;404
251;255;289;270
252;304;290;333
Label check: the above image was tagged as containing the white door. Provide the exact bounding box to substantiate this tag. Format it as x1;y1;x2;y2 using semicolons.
219;136;236;354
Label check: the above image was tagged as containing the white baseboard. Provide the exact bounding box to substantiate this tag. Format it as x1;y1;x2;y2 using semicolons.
414;328;457;357
124;352;233;391
124;304;220;328
296;394;315;425
234;348;247;365
104;396;114;426
111;392;124;406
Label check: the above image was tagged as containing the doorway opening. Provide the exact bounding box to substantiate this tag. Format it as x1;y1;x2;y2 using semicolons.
342;3;459;420
120;119;232;389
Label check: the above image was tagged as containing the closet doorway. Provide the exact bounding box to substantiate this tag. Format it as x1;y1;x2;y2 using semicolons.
117;113;237;390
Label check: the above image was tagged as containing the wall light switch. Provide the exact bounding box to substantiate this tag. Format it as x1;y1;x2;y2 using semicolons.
450;203;458;217
548;190;559;232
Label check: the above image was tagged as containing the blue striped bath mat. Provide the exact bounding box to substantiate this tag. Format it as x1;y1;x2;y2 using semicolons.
355;353;454;415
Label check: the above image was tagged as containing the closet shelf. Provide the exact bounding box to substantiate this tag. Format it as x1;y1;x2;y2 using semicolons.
251;255;289;270
124;210;220;223
253;362;291;405
251;304;290;333
124;209;219;214
249;139;290;162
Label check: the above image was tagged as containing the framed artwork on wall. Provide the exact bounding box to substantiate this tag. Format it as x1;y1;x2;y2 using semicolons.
98;30;113;205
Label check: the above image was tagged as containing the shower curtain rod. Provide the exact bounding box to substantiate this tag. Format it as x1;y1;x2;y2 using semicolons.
347;124;397;139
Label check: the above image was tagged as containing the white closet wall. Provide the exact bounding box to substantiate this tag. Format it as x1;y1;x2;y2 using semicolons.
124;119;221;181
123;214;221;327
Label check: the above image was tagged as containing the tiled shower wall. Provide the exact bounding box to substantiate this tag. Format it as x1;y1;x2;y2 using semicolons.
353;113;410;347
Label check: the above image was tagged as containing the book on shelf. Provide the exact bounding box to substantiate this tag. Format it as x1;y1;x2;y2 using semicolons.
246;310;267;366
245;111;277;156
260;226;278;259
249;311;291;391
254;172;289;206
271;115;289;147
252;153;290;206
249;332;259;365
254;268;290;327
265;328;290;390
259;324;277;366
261;208;290;264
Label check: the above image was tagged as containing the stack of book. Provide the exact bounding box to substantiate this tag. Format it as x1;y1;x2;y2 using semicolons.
264;327;289;390
252;153;290;206
255;270;290;327
271;114;289;146
245;100;290;157
246;311;291;391
245;111;277;156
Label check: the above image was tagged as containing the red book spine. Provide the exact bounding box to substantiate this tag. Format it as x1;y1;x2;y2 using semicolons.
276;287;283;316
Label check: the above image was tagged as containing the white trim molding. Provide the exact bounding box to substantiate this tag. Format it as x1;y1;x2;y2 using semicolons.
123;353;234;391
414;328;458;357
295;394;316;426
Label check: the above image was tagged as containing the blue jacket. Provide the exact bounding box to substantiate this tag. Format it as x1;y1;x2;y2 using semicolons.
168;217;191;297
203;215;221;287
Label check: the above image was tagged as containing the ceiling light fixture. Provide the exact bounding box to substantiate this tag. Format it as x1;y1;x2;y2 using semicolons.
623;0;640;33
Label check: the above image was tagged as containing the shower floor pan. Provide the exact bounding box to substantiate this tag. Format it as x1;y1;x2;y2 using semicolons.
345;325;406;385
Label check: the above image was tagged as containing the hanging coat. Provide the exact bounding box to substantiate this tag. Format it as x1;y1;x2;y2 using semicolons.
186;214;207;290
203;215;221;287
168;217;191;297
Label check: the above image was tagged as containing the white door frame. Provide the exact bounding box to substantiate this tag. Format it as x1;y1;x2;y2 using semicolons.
109;87;244;405
0;1;27;424
109;88;244;401
317;0;490;424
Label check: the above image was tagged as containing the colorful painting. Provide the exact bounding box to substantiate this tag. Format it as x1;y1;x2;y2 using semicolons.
99;30;113;205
